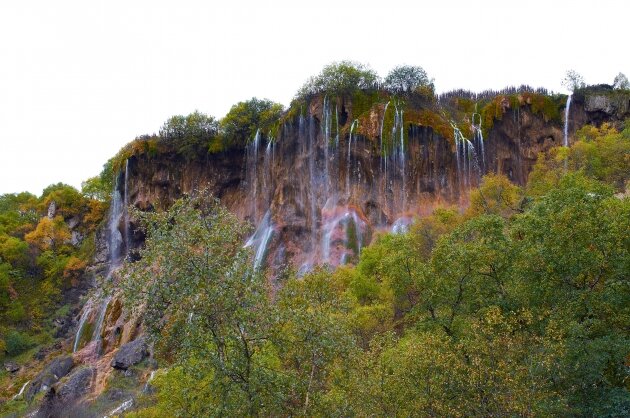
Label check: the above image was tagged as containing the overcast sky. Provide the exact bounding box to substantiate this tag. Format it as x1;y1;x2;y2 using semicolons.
1;0;627;195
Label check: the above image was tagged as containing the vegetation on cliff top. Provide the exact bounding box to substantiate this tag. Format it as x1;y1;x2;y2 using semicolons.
105;63;630;175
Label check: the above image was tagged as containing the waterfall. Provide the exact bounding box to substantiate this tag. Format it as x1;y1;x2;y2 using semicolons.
104;399;134;418
245;129;261;222
108;175;124;264
308;116;317;254
346;119;358;198
74;164;130;353
452;123;481;190
472;112;485;172
320;209;365;265
12;381;30;401
564;94;572;147
73;303;92;352
245;210;274;270
123;159;130;257
91;295;112;350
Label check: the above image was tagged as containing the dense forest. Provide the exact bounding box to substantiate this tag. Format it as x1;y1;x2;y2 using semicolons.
1;63;629;417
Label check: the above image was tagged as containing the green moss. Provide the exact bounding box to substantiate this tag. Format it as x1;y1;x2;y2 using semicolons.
405;109;453;141
350;90;382;120
346;217;358;256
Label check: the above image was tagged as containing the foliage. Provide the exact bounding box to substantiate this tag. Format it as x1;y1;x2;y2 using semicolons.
296;61;380;98
529;123;630;194
124;156;630;417
4;330;35;356
384;64;433;94
562;69;586;92
466;173;523;218
159;111;219;160
219;98;284;149
613;72;629;90
81;159;114;201
0;183;105;364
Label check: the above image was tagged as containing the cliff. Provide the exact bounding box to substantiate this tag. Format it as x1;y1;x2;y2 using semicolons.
120;88;629;274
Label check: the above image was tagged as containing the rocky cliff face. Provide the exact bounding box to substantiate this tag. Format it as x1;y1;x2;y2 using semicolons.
118;89;629;276
119;92;617;274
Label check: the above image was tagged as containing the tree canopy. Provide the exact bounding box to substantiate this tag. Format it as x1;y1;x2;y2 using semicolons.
296;61;380;98
384;64;433;93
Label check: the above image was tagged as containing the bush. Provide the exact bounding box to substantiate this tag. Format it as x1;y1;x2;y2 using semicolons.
219;98;284;148
159;111;219;160
4;330;34;356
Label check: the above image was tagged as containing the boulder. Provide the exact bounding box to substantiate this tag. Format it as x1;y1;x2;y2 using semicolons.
4;361;20;373
55;366;95;402
111;337;148;370
26;355;74;401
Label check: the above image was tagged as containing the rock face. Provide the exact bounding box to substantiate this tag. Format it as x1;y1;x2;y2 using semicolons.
26;356;74;401
35;367;96;418
114;91;628;273
111;337;148;370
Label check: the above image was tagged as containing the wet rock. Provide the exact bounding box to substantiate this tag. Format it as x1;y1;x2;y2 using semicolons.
111;337;148;370
4;361;20;373
26;355;74;401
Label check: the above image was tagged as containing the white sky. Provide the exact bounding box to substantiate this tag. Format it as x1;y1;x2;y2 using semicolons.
0;0;627;195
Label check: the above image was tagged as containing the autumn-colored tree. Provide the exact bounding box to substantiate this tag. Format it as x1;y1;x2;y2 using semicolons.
24;216;71;252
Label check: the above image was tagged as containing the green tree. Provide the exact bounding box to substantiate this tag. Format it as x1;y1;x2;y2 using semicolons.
81;159;114;201
122;193;282;416
159;111;219;159
296;61;380;97
219;98;284;149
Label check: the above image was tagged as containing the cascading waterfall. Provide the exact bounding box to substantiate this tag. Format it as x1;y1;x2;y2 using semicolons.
108;174;124;264
73;304;92;352
452;123;481;189
346;119;358;198
245;129;261;222
123;159;130;257
74;162;130;353
245;210;274;270
564;94;572;147
91;295;112;350
321;208;365;265
380;101;391;175
471;111;485;172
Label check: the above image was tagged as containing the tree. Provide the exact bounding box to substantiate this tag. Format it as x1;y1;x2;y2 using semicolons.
384;65;433;93
81;159;114;201
24;216;71;253
466;174;523;219
219;98;284;148
296;61;380;97
562;69;586;92
613;72;630;90
122;193;283;416
159;111;219;159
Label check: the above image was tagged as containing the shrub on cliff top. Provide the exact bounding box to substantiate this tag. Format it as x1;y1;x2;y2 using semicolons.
159;111;219;160
384;64;433;94
219;97;284;148
296;61;380;98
